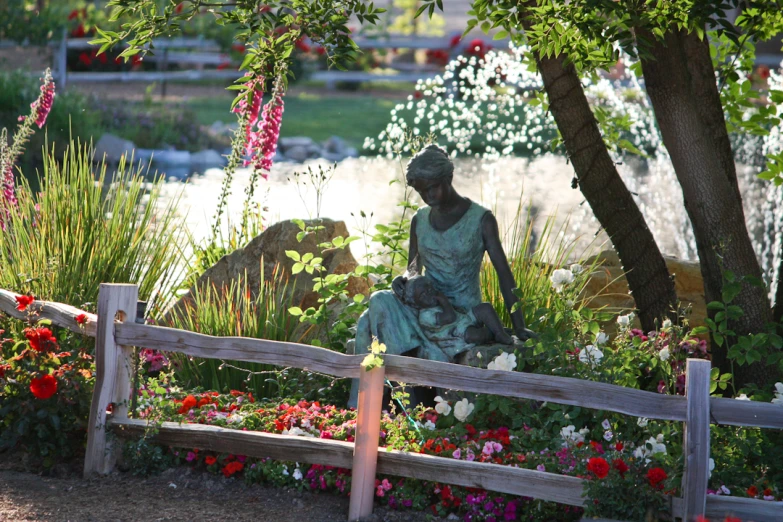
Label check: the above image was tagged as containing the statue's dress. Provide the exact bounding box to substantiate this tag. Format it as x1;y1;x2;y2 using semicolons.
353;200;489;361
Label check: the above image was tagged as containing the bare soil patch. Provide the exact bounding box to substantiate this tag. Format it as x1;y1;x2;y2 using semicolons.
0;455;436;522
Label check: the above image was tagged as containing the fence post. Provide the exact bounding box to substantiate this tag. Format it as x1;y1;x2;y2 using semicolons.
348;365;386;521
83;284;139;477
56;28;67;89
682;358;711;521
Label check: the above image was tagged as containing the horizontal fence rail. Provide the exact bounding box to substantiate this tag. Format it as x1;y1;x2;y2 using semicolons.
3;283;783;521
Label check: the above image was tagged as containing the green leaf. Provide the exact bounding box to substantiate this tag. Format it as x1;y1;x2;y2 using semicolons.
690;326;709;335
285;250;301;261
494;30;509;40
288;307;303;316
302;252;314;263
291;262;304;275
714;333;724;346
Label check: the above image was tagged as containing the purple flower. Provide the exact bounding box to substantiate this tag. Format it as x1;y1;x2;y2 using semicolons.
453;448;462;459
536;464;545;472
186;451;196;462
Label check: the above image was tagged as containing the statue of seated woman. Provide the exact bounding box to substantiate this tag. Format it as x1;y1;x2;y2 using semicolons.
348;144;535;407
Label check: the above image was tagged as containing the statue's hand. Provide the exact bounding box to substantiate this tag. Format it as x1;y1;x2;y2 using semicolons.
515;327;538;341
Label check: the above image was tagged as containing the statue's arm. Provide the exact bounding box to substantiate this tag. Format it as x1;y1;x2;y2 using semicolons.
407;214;420;274
481;212;535;340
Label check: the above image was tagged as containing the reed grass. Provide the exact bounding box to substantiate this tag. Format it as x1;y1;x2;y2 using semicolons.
0;142;185;315
163;265;299;397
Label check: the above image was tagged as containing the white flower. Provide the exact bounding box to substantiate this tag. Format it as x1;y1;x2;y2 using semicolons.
603;430;613;441
662;319;672;329
659;347;670;361
282;465;289;476
283;426;314;438
720;485;731;495
434;396;452;416
453;398;475;422
595;332;609;345
560;425;585;445
772;383;783;405
564;413;571;420
228;413;244;424
550;268;575;292
617;313;633;327
656;434;664;444
637;417;649;427
487;351;517;372
293;468;303;480
601;419;611;430
735;393;751;401
423;420;436;430
709;458;715;478
476;352;482;359
570;263;583;274
578;345;603;368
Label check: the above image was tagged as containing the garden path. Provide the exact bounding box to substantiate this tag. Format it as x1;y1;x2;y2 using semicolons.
0;461;439;522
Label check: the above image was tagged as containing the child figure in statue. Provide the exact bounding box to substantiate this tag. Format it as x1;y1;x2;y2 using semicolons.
392;273;513;359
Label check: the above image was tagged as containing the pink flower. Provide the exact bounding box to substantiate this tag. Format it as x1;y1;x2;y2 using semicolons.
483;441;495;456
251;78;285;176
30;71;55;128
381;478;392;491
452;448;461;459
186;451;197;462
376;485;385;497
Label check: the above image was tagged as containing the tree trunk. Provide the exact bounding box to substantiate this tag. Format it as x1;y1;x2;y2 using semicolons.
532;54;679;332
638;28;775;388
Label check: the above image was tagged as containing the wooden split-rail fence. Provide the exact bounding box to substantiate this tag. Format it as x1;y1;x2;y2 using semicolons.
1;284;782;521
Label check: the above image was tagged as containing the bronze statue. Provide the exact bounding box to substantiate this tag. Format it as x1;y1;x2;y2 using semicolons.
349;144;534;405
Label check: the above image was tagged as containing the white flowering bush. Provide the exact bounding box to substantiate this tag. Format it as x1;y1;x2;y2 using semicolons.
487;351;517;372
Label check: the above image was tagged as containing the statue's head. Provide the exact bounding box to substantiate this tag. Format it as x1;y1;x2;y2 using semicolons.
405;144;453;186
406;144;454;208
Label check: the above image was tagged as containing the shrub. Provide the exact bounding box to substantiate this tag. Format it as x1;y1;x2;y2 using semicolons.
0;142;186;316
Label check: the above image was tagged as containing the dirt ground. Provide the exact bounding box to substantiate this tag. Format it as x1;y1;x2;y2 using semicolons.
0;455;439;522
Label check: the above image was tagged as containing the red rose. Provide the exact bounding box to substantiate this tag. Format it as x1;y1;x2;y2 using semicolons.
24;327;58;352
295;39;311;53
612;459;629;476
30;374;58;400
316;46;326;56
68;9;80;20
647;467;668;488
449;34;461;48
75;313;89;325
764;488;773;496
78;52;92;66
587;457;610;479
615;442;624;451
205;456;217;466
72;24;86;38
747;485;758;497
15;294;34;311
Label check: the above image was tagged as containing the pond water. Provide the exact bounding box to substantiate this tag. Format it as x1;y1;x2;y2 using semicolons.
153;154;693;263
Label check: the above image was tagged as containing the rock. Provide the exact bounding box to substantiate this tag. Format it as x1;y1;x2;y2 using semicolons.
322;135;348;154
581;249;706;329
284;145;310;163
278;136;316;152
151;150;191;165
321;152;346;163
168;218;370;323
191;149;225;167
94;133;136;163
306;143;323;159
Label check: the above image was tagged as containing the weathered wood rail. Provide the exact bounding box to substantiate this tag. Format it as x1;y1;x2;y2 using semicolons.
2;284;782;521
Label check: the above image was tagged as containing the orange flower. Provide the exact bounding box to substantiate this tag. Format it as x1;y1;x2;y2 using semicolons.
30;374;57;399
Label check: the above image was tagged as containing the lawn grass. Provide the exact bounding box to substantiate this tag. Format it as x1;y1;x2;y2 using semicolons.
188;92;400;147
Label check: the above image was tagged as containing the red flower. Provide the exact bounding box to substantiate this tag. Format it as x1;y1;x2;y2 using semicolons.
78;52;92;66
131;55;143;66
222;461;244;477
316;46;326;56
295;39;311;53
449;34;462;48
413;90;423;99
24;327;57;352
175;2;184;14
612;459;629;476
72;24;86;38
464;38;488;59
615;442;624;451
178;395;198;414
217;61;231;70
763;488;773;496
68;9;80;20
589;441;605;454
231;44;246;54
0;364;10;379
15;294;34;311
205;456;217;466
758;65;771;80
75;313;89;325
647;467;668;488
747;485;758;497
587;457;609;479
30;374;57;399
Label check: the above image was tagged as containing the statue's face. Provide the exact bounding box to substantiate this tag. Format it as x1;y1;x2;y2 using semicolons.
410;178;449;208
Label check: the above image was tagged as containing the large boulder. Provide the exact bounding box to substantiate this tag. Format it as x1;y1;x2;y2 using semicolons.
170;219;370;320
581;249;706;328
94;133;136;163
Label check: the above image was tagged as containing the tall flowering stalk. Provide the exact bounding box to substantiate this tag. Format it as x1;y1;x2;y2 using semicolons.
1;69;55;224
241;73;285;239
